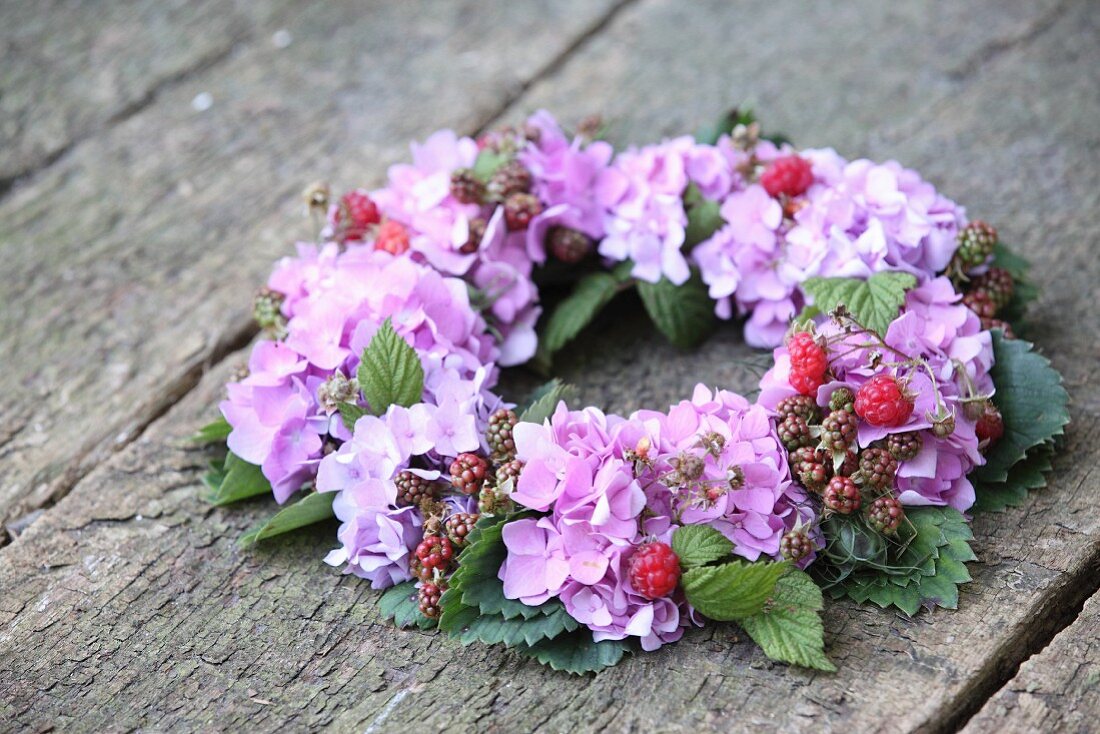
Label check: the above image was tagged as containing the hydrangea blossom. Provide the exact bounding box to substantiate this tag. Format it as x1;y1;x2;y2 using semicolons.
757;276;993;511
499;387;814;649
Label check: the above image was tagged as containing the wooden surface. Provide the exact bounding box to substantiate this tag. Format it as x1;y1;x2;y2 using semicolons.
1;1;1098;732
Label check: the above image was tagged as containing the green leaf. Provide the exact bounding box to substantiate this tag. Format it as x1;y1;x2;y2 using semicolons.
990;243;1039;325
740;570;835;672
206;452;272;506
636;270;718;349
518;379;577;424
378;581;437;630
191;416;231;445
972;443;1055;513
472;149;510;182
356;318;424;415
671;525;734;569
683;183;724;247
801;272;918;337
536;270;630;366
439;594;579;647
337;401;368;431
238;491;335;546
682;560;789;621
515;631;633;675
694;107;757;145
971;331;1069;484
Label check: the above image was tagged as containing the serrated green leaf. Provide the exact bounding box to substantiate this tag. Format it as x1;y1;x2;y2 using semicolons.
801;272;917;337
636;270;717;349
472;149;509;182
518;379;577;424
972;443;1056;513
206;452;272;506
378;581;437;630
671;525;734;569
536;270;630;366
971;332;1069;485
191;416;232;445
337;401;368;431
682;560;788;620
356;318;424;415
238;491;335;546
740;570;835;672
683;183;724;247
515;630;633;675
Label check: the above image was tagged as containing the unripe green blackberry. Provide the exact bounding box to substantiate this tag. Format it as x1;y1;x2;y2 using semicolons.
829;387;855;414
778;414;814;452
478;483;515;516
780;529;814;561
887;431;923;461
819;409;858;453
395;471;441;507
858;448;898;490
449;167;485;204
776;394;820;424
487;160;533;201
547;226;593;264
486;408;519;463
866;496;905;534
955;220;998;268
445;512;480;548
971;267;1015;310
253;286;287;338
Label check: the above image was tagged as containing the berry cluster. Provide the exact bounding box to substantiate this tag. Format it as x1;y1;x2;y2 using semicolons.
948;221;1018;336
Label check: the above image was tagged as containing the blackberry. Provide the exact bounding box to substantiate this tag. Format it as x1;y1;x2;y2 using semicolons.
449;168;485;205
963;290;997;320
866;496;905;534
445;512;480;548
548;226;593;264
858;448;898;491
408;555;433;583
504;192;542;230
776;394;820;424
778;414;814;452
983;317;1015;338
887;431;923;461
829;387;855;414
779;529;814;562
819;409;858;453
461;217;487;254
395;471;441;507
496;459;524;487
418;581;446;619
253;286;287;338
837;450;860;478
954;221;998;268
486;408;518;463
798;462;829;494
487;160;533;201
415;535;454;571
824;476;861;515
478;483;515;516
316;371;356;413
449;453;489;495
971;267;1015;310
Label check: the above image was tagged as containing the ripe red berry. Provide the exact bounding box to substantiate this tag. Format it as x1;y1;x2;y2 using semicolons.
975;403;1005;447
449;452;489;495
824;476;862;514
374;219;410;255
789;369;825;397
444;512;480;548
760;155;814;198
628;541;681;600
855;374;914;427
787;332;827;377
415;535;454;570
418;581;445;619
339;190;381;240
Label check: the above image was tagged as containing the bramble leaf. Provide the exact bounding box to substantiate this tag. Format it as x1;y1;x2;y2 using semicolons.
671;524;734;569
972;443;1055;514
682;560;788;620
356;318;424;415
515;631;633;675
801;272;917;337
637;270;717;349
518;379;577;424
537;270;630;366
740;570;835;672
378;581;437;630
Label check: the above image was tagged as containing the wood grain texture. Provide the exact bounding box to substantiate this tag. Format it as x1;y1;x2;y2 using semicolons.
0;0;623;528
963;590;1100;734
1;0;1098;731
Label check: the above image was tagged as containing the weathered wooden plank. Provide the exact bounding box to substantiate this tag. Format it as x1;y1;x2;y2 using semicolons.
1;0;1098;732
0;0;291;185
962;590;1100;733
0;0;624;528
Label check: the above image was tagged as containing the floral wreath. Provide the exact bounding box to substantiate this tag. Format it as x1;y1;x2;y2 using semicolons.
195;109;1068;673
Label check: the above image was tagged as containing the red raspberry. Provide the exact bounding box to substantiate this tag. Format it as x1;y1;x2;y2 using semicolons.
824;476;861;514
374;219;410;255
787;332;827;377
789;369;824;397
418;581;445;619
866;496;905;534
449;452;489;495
415;535;454;570
339;190;381;240
975;403;1005;447
855;374;914;427
628;541;681;600
760;155;814;198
